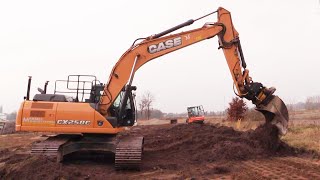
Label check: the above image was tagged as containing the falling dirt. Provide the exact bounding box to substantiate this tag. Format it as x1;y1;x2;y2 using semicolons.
0;123;319;179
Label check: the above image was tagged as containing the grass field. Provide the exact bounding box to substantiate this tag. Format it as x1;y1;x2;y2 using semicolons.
282;125;320;153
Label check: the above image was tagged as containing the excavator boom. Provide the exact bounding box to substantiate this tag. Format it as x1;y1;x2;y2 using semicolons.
99;7;289;134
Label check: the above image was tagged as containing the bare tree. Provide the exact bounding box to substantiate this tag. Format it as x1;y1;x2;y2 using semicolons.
138;101;145;118
286;98;297;120
144;91;154;120
305;96;320;110
139;91;154;120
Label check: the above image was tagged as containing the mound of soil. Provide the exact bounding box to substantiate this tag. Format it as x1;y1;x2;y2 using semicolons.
136;123;303;170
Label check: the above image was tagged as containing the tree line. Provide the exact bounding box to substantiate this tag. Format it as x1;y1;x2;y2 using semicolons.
287;95;320;111
2;94;319;121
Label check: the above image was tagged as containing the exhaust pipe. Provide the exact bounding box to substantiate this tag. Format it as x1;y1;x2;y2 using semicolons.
44;81;49;94
25;76;32;100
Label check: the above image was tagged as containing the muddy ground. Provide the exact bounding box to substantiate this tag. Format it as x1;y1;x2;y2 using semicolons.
0;123;320;179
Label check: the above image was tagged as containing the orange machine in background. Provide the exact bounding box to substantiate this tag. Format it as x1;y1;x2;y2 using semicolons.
186;105;205;124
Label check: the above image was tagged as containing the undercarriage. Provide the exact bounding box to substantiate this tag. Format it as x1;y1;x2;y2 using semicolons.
31;134;144;170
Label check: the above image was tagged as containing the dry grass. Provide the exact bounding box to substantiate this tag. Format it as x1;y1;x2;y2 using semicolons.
205;116;263;131
290;109;320;120
282;124;320;153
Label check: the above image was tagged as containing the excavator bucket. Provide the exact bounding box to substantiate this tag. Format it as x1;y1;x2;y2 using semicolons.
255;95;289;135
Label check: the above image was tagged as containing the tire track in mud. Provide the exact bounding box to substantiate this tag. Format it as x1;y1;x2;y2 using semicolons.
238;157;320;179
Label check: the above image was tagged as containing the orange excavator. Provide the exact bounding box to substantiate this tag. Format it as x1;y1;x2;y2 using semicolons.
16;7;289;170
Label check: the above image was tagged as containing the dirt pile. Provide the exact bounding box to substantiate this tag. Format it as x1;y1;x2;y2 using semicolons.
139;123;300;167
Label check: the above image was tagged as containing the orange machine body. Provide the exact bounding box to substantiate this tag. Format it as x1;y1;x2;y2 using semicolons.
16;101;124;134
187;116;205;123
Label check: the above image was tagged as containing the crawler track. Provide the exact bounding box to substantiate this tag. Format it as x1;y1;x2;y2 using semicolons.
31;135;71;156
115;136;144;170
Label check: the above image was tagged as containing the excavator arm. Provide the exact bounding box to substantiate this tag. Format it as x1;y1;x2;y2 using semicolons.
99;7;289;135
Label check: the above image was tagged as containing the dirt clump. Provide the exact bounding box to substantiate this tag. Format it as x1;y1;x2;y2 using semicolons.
203;165;230;175
248;123;281;150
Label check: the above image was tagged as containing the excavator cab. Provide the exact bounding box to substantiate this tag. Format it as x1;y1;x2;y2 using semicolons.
186;105;205;124
109;86;137;127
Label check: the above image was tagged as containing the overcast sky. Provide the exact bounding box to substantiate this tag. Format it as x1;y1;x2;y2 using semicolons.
0;0;319;113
